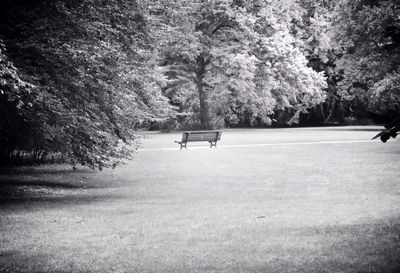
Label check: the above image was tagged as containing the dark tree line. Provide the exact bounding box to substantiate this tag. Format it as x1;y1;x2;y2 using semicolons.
1;0;399;168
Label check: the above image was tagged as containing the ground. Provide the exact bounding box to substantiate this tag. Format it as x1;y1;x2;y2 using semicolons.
0;126;400;273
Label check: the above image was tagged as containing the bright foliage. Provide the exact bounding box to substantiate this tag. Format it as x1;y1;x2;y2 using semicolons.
1;0;399;167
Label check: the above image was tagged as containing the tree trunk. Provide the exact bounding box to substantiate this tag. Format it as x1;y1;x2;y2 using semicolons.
198;83;211;129
196;54;212;129
337;100;345;124
323;96;336;124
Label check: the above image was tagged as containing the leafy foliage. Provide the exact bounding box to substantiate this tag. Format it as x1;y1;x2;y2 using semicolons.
0;40;36;162
2;0;399;168
372;118;400;142
0;0;172;168
150;0;327;128
332;0;400;119
251;1;327;125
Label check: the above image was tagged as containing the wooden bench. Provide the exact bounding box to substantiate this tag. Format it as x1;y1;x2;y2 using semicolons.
175;131;222;149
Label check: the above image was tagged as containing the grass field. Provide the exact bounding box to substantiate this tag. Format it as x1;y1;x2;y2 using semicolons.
1;126;400;273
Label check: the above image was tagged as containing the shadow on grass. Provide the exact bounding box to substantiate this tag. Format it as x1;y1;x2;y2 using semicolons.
0;179;122;204
248;219;400;273
0;166;120;205
1;218;399;273
0;192;122;205
0;179;89;189
0;165;94;175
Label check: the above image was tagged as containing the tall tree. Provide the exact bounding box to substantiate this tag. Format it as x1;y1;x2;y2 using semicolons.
147;0;255;129
295;0;345;124
332;0;400;120
249;0;327;125
0;0;172;167
0;40;34;162
151;0;327;128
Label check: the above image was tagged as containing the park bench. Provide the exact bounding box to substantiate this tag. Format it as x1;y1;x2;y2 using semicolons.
175;131;222;149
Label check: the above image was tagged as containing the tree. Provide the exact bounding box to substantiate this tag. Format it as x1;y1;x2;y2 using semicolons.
151;0;327;128
147;0;254;129
0;40;35;162
294;0;346;125
332;0;400;121
0;0;172;168
250;0;327;125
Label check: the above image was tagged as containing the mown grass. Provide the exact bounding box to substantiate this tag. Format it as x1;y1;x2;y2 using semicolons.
0;126;399;273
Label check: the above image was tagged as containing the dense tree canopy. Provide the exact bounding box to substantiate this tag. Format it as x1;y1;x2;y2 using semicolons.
1;0;399;167
0;0;172;168
148;0;326;128
332;0;400;119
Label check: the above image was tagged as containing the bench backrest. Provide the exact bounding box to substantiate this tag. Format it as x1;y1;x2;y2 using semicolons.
181;131;222;142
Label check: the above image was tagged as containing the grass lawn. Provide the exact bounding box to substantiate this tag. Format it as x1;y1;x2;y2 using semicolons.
1;126;400;273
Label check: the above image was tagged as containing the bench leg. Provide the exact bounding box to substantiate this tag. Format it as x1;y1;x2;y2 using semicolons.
210;141;217;148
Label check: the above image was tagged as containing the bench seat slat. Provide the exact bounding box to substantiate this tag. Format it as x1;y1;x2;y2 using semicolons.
187;133;218;141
